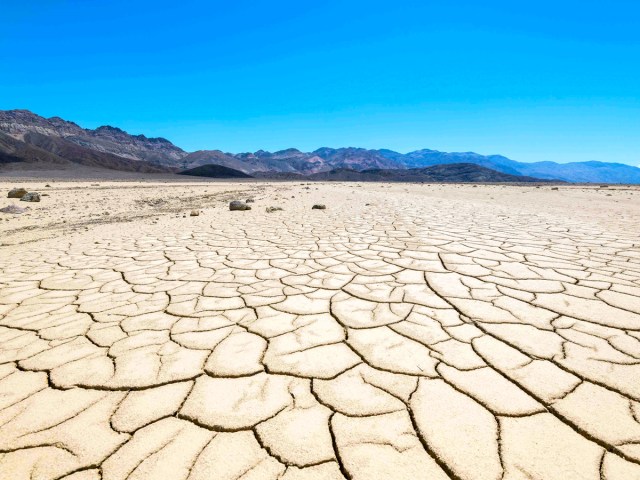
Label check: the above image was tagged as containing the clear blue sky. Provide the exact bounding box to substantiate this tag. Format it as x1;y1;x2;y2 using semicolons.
1;0;639;165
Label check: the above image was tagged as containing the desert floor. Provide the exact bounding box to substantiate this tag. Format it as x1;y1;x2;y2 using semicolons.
1;176;640;480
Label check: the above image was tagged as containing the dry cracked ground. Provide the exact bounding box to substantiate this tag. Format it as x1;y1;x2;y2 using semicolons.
1;178;640;480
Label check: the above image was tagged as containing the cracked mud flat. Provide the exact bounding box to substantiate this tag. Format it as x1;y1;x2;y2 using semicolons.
1;179;640;480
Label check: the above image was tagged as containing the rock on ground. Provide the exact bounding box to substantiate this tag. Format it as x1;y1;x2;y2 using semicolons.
7;187;28;198
230;200;251;211
20;192;41;202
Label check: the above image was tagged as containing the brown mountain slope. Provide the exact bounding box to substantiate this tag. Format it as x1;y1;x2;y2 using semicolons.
178;164;252;178
20;132;172;173
0;131;71;166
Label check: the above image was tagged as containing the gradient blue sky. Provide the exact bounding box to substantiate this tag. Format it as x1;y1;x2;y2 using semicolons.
1;0;639;165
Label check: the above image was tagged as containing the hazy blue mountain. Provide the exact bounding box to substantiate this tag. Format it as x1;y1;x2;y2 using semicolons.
379;149;640;183
392;149;523;175
514;161;640;183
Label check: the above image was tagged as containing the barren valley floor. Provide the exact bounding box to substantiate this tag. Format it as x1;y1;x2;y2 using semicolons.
1;178;640;480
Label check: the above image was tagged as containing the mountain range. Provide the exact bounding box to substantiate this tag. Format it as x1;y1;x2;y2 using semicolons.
1;109;639;183
182;163;551;183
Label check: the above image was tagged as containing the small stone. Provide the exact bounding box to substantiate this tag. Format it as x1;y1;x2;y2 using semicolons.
190;210;200;216
7;188;28;199
20;192;41;202
312;204;326;210
45;184;51;187
0;205;28;214
266;206;283;213
246;198;255;203
551;187;559;191
230;201;251;211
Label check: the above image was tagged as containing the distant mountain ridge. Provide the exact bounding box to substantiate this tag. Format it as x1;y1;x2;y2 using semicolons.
175;162;555;183
179;147;398;174
181;147;640;183
251;163;553;183
1;109;639;183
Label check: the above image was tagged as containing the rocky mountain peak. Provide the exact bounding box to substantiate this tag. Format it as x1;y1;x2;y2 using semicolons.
0;109;187;166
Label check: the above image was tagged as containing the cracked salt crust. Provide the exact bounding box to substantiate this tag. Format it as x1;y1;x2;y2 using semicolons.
0;179;640;479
